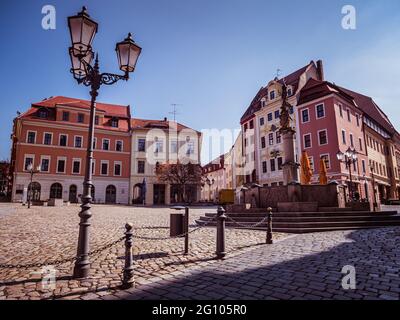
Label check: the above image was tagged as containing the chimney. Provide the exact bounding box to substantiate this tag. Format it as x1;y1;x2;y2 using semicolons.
163;117;167;121
316;60;324;81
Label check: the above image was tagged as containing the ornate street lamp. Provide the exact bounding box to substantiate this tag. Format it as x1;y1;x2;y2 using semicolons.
67;6;141;279
336;147;358;201
26;163;41;209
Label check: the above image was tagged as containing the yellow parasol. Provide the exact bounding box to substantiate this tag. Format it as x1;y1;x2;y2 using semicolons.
318;157;328;185
300;151;313;185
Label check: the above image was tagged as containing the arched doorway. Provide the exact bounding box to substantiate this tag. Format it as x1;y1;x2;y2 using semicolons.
105;185;116;204
28;182;41;201
50;183;63;199
69;185;78;203
132;183;143;204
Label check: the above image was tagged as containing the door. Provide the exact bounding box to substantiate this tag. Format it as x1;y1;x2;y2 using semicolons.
50;183;62;199
28;182;41;201
69;185;78;203
153;184;165;205
105;185;116;204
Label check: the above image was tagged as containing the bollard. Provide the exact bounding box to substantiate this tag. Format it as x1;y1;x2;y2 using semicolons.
122;222;134;289
266;207;273;244
216;206;226;259
184;207;189;255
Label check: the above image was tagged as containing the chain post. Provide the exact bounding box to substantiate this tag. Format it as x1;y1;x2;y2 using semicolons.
266;207;273;244
122;223;134;289
184;207;189;255
216;206;226;259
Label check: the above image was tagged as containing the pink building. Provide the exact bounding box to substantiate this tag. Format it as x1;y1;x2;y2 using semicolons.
297;78;399;204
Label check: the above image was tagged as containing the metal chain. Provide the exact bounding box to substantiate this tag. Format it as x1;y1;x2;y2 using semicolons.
0;236;125;269
225;215;269;228
132;217;217;241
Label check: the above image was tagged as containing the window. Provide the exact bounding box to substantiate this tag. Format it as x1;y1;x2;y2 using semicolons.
114;162;121;176
154;138;163;153
74;136;83;148
359;138;363;151
27;131;36;144
38;109;48;118
277;157;283;170
95;116;99;125
62;111;69;121
270;159;276;171
262;161;267;173
308;157;314;171
356;114;360;127
186;141;195;155
261;136;266;149
40;157;50;172
59;134;67;147
116;140;123;152
276;131;281;144
274;110;280;119
303;134;312;149
259;117;264;126
347;109;351;122
24;156;34;171
350;133;354;147
102;139;110;151
269;90;275;100
316;104;325;119
341;130;346;144
338;104;343;117
289;106;294;114
301;109;309;123
318;130;328;145
361;160;366;174
43;132;52;145
320;154;330;169
101;161;109;175
111;118;119;128
92;159;96;175
93;137;97;149
267;113;273;121
56;158;66;173
72;159;81;174
170;140;178;154
287;87;293;96
78;113;84;123
268;133;274;146
138;138;146;152
249;120;254;129
137;160;145;174
244;123;248;131
244;138;248;147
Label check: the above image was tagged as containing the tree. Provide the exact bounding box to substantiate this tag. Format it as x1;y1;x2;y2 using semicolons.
156;161;203;203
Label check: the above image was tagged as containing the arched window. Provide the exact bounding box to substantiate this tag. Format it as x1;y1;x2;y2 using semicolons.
50;183;63;199
105;185;116;204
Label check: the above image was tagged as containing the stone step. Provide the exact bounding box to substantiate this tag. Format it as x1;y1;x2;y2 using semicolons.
204;211;397;218
199;215;400;223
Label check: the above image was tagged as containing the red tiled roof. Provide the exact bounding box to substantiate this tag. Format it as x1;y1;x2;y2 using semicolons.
240;61;314;124
31;96;130;118
337;87;396;135
131;118;200;133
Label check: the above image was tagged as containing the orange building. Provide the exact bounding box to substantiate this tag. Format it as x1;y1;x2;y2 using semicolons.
10;96;132;204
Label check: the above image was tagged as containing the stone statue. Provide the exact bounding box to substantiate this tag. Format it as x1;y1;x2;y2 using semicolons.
279;85;293;133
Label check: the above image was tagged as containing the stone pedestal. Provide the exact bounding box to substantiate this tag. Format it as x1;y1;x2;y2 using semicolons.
282;130;299;185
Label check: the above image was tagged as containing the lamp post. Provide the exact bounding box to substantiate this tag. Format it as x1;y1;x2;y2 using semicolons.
68;6;141;279
336;147;358;201
206;178;215;202
27;164;41;209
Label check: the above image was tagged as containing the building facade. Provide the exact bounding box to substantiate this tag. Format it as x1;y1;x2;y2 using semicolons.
130;118;202;205
10;96;132;204
240;60;324;187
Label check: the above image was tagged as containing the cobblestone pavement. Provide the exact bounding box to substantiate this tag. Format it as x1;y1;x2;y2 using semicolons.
100;227;400;300
0;204;287;300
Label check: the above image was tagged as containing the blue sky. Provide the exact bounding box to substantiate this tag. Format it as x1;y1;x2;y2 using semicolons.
1;0;399;161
